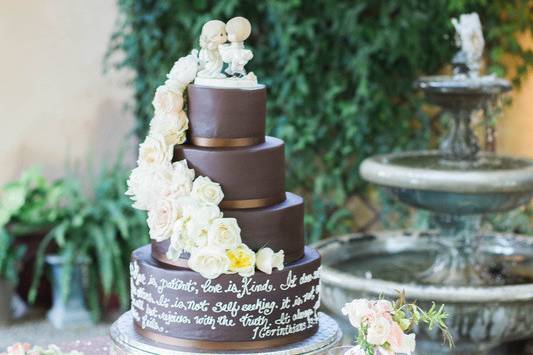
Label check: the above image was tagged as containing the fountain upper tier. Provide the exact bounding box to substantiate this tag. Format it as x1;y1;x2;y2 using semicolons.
360;150;533;214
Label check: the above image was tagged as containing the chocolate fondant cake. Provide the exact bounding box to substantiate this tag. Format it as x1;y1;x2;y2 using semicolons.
125;16;323;353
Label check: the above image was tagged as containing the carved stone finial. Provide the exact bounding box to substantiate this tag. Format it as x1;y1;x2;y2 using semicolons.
451;13;485;77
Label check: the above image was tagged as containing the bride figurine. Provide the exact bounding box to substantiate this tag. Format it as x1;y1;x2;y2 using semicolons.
219;17;253;77
197;20;227;78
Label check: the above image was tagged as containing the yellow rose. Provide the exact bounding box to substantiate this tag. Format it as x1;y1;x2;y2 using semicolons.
226;244;256;277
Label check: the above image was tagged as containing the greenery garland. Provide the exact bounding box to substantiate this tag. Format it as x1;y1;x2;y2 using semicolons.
108;0;533;241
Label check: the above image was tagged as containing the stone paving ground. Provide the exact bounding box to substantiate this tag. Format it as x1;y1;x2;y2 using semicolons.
0;311;531;354
0;308;112;349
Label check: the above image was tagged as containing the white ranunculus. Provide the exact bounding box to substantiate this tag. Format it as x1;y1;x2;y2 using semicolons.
366;316;392;346
147;197;179;242
208;218;241;250
256;248;285;274
152;85;184;115
341;299;372;329
149;111;188;146
226;244;256;277
166;54;199;92
188;246;230;279
138;133;173;167
191;176;224;206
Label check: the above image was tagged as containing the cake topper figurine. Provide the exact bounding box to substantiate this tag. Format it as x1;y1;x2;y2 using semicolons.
219;16;254;77
197;20;227;78
451;12;484;76
194;16;258;88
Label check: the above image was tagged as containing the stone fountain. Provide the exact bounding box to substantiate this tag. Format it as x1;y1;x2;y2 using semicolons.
317;13;533;355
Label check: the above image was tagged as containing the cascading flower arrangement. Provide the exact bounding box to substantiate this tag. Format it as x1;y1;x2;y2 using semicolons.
341;293;453;355
125;54;284;279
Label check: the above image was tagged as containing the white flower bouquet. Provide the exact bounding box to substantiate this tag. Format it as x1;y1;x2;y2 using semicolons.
340;293;453;355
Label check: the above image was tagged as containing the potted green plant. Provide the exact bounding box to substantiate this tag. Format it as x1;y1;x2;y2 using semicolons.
0;168;78;320
30;158;148;327
0;230;25;325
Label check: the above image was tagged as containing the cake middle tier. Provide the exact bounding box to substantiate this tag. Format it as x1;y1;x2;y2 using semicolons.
174;136;286;209
152;192;305;265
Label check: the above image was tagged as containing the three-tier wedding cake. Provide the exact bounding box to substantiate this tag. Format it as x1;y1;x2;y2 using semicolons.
113;17;338;354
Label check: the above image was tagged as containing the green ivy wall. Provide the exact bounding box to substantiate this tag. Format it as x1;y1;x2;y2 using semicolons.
108;0;533;242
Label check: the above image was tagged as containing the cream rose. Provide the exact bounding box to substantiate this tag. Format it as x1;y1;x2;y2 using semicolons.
256;248;285;274
366;316;392;346
226;244;256;277
149;111;188;146
152;85;183;115
166;54;198;92
137;133;173;167
147;197;179;242
191;176;224;205
188;246;230;279
208;218;241;250
341;299;372;329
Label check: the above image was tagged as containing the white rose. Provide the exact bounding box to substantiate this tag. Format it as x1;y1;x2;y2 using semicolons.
138;133;173;167
226;244;256;277
366;316;392;346
147;197;179;242
126;164;171;210
188;246;230;279
341;299;372;329
149;111;188;146
208;218;241;250
343;346;366;355
158;160;194;199
390;333;416;355
373;299;393;315
166;54;198;92
152;85;184;115
191;176;224;205
169;217;199;254
256;248;285;274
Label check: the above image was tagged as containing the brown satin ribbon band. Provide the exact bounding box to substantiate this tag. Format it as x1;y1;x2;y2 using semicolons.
134;323;315;351
191;136;264;148
220;194;286;209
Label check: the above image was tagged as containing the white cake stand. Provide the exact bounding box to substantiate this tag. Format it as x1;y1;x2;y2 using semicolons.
109;312;342;355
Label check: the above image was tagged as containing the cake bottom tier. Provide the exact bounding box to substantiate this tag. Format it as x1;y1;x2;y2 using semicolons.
130;245;321;351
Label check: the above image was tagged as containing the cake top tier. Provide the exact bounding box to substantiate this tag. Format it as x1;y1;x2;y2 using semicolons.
187;84;267;147
194;17;260;89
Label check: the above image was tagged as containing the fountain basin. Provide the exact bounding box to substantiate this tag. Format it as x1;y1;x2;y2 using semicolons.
360;151;533;214
316;232;533;355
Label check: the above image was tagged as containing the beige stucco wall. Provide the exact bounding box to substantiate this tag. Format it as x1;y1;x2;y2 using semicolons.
498;33;533;158
0;2;531;185
0;0;135;184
